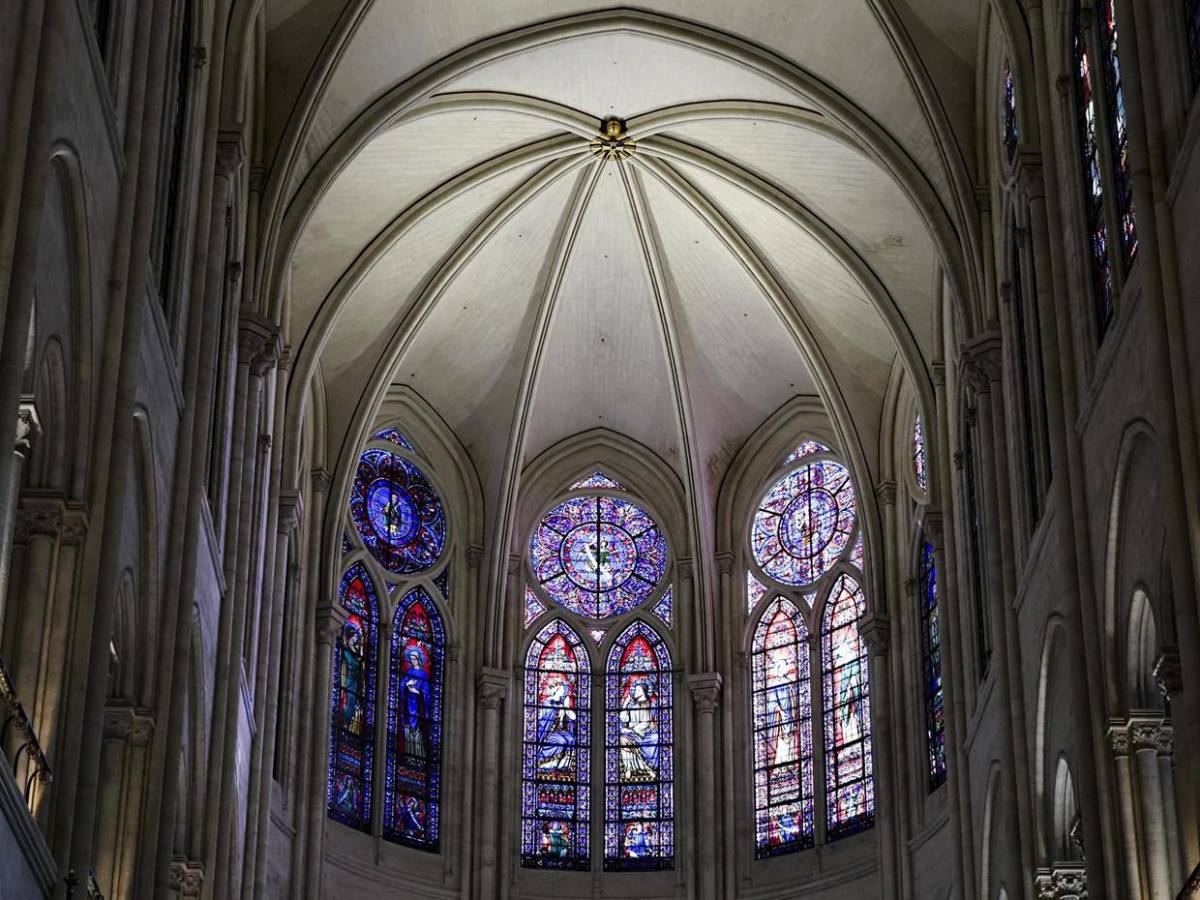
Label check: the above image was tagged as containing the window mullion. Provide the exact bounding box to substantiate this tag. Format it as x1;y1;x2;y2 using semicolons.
810;623;828;846
373;618;392;837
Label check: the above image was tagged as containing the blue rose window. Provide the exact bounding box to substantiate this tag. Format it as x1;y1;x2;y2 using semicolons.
531;496;667;619
752;460;857;587
350;449;446;574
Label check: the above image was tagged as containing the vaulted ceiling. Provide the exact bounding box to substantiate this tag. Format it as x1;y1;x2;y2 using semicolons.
264;1;985;523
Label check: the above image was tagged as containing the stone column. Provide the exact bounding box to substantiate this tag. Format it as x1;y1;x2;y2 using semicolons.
302;603;341;900
859;614;898;897
714;551;738;900
93;706;153;900
1129;717;1173;899
1108;722;1144;899
475;670;509;900
10;500;61;702
0;402;40;631
689;672;721;900
1155;648;1194;879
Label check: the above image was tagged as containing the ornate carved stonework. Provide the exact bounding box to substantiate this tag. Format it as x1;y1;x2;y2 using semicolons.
1034;866;1087;899
465;545;485;569
858;614;892;656
689;673;722;714
477;671;510;711
1107;722;1130;756
310;468;332;495
13;503;62;542
168;858;204;897
238;312;281;377
677;557;695;581
1128;717;1173;755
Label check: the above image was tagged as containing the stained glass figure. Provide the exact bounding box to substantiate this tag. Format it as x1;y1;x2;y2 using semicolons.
821;574;874;840
752;461;857;588
434;567;449;599
752;598;814;857
521;621;591;870
747;571;768;616
1098;0;1137;270
913;415;928;495
1187;0;1200;92
920;540;946;790
350;449;446;575
524;587;547;627
604;621;674;870
785;440;831;466
385;588;444;850
1074;5;1115;327
1003;61;1020;163
374;426;416;452
328;565;379;831
530;496;667;619
651;587;673;628
571;471;627;491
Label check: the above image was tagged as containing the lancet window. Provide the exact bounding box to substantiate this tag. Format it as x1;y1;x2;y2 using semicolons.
746;441;875;856
521;472;676;872
919;538;946;790
328;433;449;851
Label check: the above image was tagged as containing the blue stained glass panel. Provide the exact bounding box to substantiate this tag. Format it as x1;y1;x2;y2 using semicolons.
1003;61;1020;163
821;574;875;840
752;598;814;857
385;588;445;850
752;461;857;588
1074;10;1115;326
350;449;446;575
913;415;928;495
571;471;626;491
920;540;946;790
747;571;768;616
530;496;667;619
1099;0;1138;270
651;587;673;628
785;440;830;466
374;426;416;452
604;621;674;870
521;621;591;870
524;587;547;626
328;565;379;831
1188;0;1200;92
433;567;449;599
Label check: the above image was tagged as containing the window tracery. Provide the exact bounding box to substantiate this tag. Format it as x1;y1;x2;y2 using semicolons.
350;449;446;574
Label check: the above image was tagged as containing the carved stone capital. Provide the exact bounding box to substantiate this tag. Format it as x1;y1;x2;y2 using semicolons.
103;707;154;747
1014;150;1046;199
1153;647;1183;700
689;673;723;714
930;362;947;389
1034;865;1088;900
923;509;945;549
215;128;245;178
310;468;332;495
60;509;89;545
15;400;41;458
875;481;897;507
466;545;485;570
1128;716;1173;755
477;670;510;711
238;312;281;376
315;606;347;645
858;614;892;656
999;280;1014;306
168;858;205;897
677;557;694;581
1107;721;1130;756
961;330;1004;391
714;552;735;576
14;502;63;542
507;554;522;578
278;490;303;534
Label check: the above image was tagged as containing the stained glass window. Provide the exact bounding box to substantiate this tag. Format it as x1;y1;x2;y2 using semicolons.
589;627;608;643
328;565;379;830
850;534;864;572
350;449;446;575
919;540;946;790
1073;11;1115;327
385;587;444;849
571;472;626;491
1003;61;1020;163
433;567;449;599
521;620;591;870
785;440;830;466
651;587;673;628
747;572;769;615
604;621;674;870
913;414;928;495
374;426;416;452
822;574;874;840
530;496;667;619
752;461;857;587
752;598;814;857
1187;0;1200;91
1098;0;1138;270
524;587;547;626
